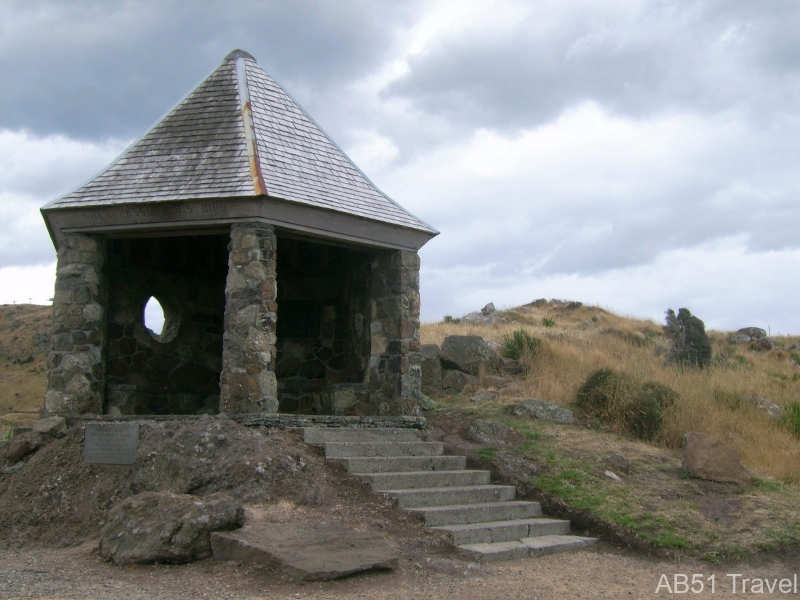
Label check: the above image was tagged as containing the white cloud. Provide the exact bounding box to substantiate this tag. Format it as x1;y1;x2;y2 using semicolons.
0;263;56;305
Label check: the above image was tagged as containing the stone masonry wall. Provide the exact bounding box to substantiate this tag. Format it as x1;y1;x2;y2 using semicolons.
44;233;107;415
368;250;422;415
220;223;278;413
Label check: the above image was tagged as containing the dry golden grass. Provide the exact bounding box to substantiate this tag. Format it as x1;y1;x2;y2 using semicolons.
422;301;800;482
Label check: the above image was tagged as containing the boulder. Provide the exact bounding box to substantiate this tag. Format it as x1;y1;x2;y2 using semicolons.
742;395;782;419
681;432;753;487
4;430;43;464
750;337;777;351
729;334;752;344
441;335;502;376
441;369;477;394
509;399;576;424
737;327;766;339
420;344;443;396
100;491;244;564
211;523;397;581
481;302;496;315
467;420;511;445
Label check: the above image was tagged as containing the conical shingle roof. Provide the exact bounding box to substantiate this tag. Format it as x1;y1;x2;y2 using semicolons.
44;50;437;244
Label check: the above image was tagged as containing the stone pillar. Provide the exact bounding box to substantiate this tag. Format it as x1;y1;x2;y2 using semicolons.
44;233;107;415
220;223;278;413
368;250;421;415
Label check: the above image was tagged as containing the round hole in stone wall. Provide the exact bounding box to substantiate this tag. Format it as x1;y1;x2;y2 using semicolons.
144;296;165;336
142;295;179;343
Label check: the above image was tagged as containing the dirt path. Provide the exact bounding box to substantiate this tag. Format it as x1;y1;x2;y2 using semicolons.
2;542;798;599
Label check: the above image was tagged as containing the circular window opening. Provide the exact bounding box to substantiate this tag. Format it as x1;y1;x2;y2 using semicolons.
143;295;179;343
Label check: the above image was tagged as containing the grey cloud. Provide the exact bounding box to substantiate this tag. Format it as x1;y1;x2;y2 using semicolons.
385;1;800;131
0;0;423;141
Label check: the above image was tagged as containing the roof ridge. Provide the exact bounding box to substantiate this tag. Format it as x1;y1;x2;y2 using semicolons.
234;56;267;196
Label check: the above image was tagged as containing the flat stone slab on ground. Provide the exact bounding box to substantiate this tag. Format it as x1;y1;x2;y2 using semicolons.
211;523;397;581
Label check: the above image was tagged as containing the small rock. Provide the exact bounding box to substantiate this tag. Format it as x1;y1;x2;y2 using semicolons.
742;395;782;419
4;431;43;464
682;432;753;487
2;460;26;474
470;391;498;403
413;390;436;411
607;453;629;473
481;302;496;316
509;399;575;424
467;420;510;445
483;374;512;388
604;470;623;482
32;416;66;436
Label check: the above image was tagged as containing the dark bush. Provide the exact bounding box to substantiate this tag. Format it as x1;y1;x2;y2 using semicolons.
576;368;677;440
503;329;542;360
664;308;712;368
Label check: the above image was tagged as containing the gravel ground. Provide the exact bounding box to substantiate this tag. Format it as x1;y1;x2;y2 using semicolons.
2;541;798;599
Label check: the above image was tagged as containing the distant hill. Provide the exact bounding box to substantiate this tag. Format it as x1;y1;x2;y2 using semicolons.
0;304;50;426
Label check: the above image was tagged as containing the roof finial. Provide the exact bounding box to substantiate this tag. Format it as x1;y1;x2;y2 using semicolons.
225;49;255;62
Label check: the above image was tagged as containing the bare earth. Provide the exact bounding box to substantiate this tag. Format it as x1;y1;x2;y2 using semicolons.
3;542;799;599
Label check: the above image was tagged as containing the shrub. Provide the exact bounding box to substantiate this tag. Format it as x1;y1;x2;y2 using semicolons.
663;308;712;368
541;317;556;328
503;329;543;360
565;301;583;310
576;368;677;440
442;315;454;323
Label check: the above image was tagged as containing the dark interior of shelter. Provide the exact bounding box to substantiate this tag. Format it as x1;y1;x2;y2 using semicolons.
103;233;374;416
105;235;228;415
275;235;373;415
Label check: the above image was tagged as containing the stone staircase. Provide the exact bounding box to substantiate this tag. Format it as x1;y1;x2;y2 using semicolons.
303;426;598;562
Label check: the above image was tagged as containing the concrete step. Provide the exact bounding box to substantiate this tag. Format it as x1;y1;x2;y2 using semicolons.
382;485;516;509
407;501;541;527
359;470;490;491
433;518;571;545
322;441;443;458
303;427;421;444
338;455;467;474
460;535;599;562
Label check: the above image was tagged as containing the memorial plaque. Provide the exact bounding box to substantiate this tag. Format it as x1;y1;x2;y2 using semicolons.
83;423;140;465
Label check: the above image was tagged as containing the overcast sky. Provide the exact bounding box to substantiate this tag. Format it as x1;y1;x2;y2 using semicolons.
1;0;799;333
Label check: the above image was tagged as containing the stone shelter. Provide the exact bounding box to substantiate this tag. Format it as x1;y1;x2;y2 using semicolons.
40;50;437;418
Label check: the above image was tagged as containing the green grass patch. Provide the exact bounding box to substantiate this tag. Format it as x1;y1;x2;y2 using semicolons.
477;446;499;461
535;469;606;511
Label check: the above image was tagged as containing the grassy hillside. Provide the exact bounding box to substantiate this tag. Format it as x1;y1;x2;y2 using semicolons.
0;304;50;428
423;300;800;482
